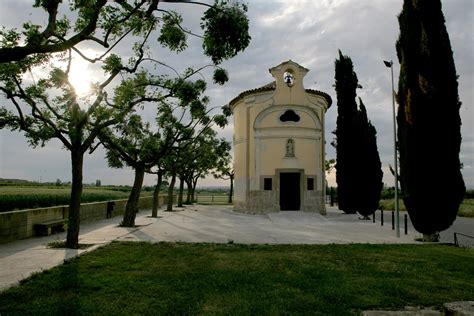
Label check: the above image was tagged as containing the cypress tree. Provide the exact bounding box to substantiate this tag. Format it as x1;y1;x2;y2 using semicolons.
396;0;465;241
334;50;359;214
334;50;383;216
356;99;384;217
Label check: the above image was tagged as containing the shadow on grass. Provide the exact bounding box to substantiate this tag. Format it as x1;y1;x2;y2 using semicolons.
56;258;81;314
1;242;473;314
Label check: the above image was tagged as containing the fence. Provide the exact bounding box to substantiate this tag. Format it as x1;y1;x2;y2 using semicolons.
454;232;474;248
195;195;231;205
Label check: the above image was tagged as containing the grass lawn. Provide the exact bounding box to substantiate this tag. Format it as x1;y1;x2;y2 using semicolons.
0;242;473;315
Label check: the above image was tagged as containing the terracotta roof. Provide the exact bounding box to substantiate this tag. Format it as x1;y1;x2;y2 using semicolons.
229;82;332;108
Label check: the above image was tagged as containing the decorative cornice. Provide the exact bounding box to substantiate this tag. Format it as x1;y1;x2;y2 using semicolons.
229;81;332;108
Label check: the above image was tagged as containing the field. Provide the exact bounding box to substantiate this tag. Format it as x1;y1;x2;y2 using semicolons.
0;183;232;212
2;183;471;217
459;199;474;218
379;198;473;218
0;185;147;212
0;242;472;315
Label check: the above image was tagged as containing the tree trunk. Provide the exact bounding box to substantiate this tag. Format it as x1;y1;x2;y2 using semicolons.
121;165;145;227
166;174;176;212
151;171;163;217
228;175;234;204
192;178;198;202
177;177;184;207
65;149;84;249
185;179;192;204
422;233;440;242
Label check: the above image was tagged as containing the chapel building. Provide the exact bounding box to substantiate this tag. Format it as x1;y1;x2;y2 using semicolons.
229;60;332;214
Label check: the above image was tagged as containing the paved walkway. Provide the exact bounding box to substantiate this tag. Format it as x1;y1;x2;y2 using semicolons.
1;205;423;292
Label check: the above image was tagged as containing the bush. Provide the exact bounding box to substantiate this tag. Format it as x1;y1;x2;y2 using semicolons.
464;190;474;199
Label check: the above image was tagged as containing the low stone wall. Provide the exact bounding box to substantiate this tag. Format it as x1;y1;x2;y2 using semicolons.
0;195;169;244
244;190;277;214
302;191;326;215
234;190;326;215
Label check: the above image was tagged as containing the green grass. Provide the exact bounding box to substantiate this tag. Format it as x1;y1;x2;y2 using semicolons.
0;186;151;212
379;198;473;218
379;198;408;212
0;242;473;315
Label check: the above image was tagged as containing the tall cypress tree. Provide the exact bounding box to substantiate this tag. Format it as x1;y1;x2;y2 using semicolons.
334;50;359;214
334;50;383;216
396;0;465;241
356;99;384;217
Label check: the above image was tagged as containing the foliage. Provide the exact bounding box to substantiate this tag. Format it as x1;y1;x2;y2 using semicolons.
396;0;465;235
201;0;251;65
355;99;384;216
325;159;336;173
100;67;231;223
0;1;251;64
0;242;472;314
465;189;474;199
0;0;251;246
333;50;383;216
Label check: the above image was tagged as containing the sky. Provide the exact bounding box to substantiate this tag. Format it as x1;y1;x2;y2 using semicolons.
0;0;473;189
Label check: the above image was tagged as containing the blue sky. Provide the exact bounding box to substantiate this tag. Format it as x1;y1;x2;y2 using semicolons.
0;0;472;188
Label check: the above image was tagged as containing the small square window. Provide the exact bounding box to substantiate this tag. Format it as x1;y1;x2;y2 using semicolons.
307;178;314;191
264;178;272;191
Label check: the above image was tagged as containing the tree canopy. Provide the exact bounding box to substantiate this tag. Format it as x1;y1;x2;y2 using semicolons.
0;0;251;247
333;50;383;217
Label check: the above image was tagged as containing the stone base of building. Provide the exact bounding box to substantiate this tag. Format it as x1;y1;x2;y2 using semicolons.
233;190;326;215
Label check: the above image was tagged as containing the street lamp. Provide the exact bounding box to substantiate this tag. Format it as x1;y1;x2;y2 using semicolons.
383;60;400;238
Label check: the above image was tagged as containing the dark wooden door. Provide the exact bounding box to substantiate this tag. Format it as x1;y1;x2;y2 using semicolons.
280;172;301;210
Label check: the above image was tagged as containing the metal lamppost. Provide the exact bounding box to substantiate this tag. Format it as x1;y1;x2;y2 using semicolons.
383;60;400;238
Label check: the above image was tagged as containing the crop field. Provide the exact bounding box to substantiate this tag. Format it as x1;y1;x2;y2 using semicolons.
0;186;137;212
459;199;474;218
379;198;473;218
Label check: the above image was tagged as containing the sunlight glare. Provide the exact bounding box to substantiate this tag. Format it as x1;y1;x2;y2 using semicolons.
69;59;93;97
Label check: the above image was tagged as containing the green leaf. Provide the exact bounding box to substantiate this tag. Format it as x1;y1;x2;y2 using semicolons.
213;68;228;85
102;54;122;74
201;1;251;64
158;11;187;53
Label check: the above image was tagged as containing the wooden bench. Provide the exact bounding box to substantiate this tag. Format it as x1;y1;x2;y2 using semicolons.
34;219;66;236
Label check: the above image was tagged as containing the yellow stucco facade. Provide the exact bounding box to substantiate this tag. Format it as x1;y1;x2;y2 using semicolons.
230;60;332;214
